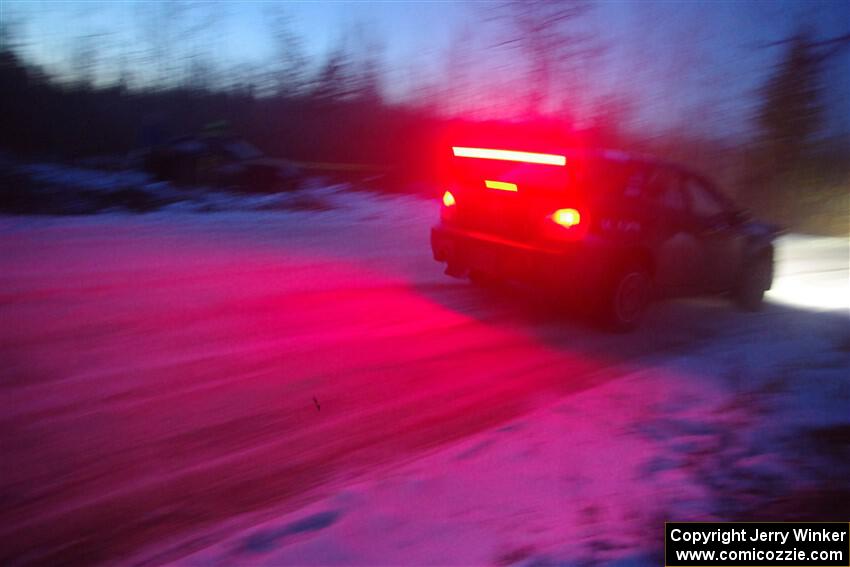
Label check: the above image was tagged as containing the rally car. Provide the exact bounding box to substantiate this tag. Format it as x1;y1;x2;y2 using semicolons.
431;146;779;331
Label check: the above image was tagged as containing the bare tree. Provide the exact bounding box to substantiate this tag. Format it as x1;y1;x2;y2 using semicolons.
350;23;385;104
757;29;850;169
266;7;307;96
312;40;354;102
69;32;109;88
493;0;600;115
310;25;383;103
441;24;475;115
136;0;220;90
0;17;22;54
182;54;216;91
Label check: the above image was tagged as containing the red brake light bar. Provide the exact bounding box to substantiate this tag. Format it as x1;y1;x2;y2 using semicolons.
452;146;566;167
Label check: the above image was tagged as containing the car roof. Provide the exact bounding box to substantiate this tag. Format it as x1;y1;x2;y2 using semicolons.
558;148;712;183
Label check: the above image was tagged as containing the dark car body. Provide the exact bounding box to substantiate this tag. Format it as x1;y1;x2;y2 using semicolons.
431;147;779;330
144;135;300;192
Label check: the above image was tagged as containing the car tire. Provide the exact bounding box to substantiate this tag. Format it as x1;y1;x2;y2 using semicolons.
733;252;772;312
600;264;652;332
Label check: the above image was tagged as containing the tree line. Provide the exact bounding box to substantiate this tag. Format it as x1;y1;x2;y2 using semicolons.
0;5;846;232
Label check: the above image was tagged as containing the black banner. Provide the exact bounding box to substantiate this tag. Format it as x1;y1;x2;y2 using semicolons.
666;522;849;566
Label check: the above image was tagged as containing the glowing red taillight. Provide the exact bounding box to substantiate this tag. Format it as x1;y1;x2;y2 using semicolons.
442;190;456;207
551;208;581;228
542;207;586;241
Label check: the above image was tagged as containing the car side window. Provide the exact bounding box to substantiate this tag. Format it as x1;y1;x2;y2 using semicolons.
645;168;685;212
684;176;725;218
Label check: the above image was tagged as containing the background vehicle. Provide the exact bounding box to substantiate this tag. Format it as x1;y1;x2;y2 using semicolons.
431;147;780;330
144;135;301;192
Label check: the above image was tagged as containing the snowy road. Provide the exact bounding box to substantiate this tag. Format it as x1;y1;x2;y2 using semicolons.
0;190;847;565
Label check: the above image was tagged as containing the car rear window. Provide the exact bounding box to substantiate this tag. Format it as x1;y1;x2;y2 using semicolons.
566;159;642;201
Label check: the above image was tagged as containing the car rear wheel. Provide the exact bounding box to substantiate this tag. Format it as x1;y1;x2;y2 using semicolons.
601;265;651;332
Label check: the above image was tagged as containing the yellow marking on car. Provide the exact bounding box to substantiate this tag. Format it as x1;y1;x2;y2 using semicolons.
484;180;518;192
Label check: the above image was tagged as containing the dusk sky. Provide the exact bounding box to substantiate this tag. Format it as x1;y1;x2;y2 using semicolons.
5;0;850;137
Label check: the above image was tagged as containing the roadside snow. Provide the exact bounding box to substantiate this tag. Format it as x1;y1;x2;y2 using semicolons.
7;158;429;216
20;162;152;191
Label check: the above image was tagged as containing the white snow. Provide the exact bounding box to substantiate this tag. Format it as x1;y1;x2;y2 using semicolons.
11;159;421;216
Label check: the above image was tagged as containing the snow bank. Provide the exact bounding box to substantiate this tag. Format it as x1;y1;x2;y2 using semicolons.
5;159;432;217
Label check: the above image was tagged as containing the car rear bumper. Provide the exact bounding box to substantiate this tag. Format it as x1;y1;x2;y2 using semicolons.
430;224;608;292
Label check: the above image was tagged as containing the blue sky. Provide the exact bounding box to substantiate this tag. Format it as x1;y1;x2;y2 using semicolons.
4;0;849;137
